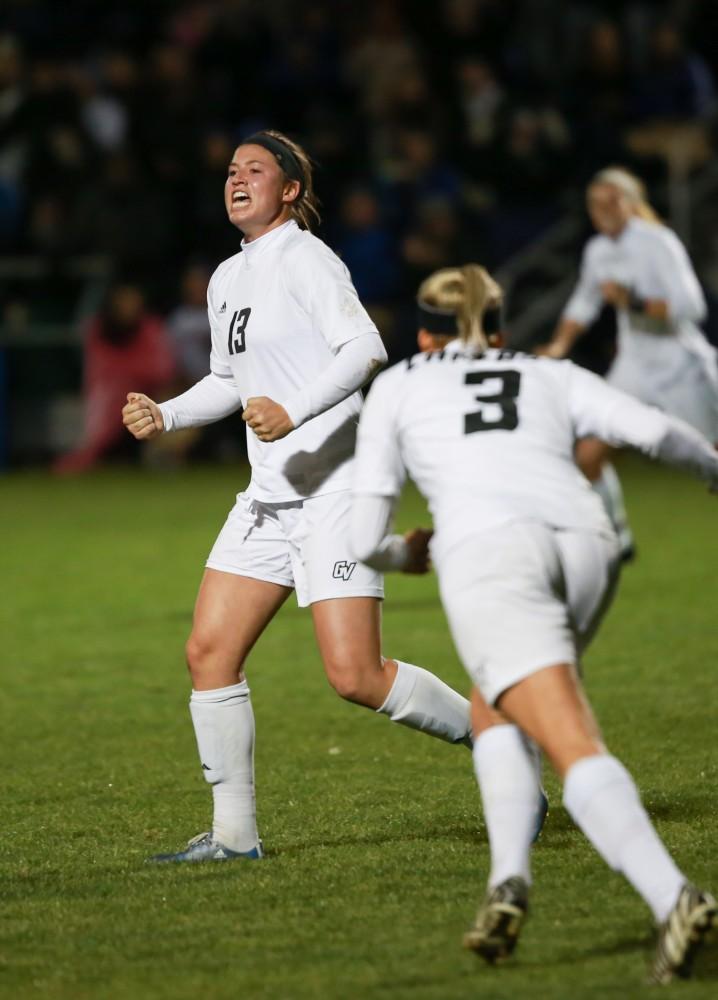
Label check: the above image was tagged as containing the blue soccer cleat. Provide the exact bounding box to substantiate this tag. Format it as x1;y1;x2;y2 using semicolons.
148;831;264;864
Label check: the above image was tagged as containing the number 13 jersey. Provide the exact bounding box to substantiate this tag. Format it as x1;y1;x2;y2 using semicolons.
208;220;379;502
354;344;671;565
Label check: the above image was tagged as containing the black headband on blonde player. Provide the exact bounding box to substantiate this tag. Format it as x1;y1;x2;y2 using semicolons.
241;129;321;231
416;265;504;351
589;166;661;224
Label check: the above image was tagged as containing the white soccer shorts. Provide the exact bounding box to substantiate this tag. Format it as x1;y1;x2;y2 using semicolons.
437;521;620;705
206;489;384;607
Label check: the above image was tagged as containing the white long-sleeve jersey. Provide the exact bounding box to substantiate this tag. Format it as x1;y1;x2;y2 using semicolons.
159;220;386;501
562;216;714;369
351;345;718;569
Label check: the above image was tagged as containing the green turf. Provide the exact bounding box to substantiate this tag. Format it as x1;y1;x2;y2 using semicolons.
1;455;716;999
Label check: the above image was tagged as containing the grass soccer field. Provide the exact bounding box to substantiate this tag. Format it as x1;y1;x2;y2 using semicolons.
1;455;717;1000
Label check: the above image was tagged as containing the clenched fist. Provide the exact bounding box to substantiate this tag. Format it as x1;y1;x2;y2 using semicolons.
242;396;294;442
402;528;434;575
122;392;164;440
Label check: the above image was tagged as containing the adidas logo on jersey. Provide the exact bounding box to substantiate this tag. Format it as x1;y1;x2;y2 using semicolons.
219;301;227;314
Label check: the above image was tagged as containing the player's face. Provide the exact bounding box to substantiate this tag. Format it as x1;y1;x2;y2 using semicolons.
225;144;299;240
586;183;632;237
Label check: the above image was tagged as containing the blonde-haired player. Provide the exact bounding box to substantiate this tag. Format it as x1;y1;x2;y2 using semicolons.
123;130;475;864
544;166;718;556
351;262;717;983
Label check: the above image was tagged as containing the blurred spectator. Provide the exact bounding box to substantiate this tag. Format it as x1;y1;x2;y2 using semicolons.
332;186;400;305
192;131;241;261
632;20;714;121
400;197;474;291
345;1;420;118
166;263;211;385
0;35;26;245
568;19;632;166
53;282;175;473
457;57;504;149
71;151;176;286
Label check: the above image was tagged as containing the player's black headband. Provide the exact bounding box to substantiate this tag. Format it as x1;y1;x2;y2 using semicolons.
417;300;503;336
241;133;305;196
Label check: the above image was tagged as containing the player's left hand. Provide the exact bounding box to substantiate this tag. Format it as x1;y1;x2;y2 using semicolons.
403;528;433;574
242;397;295;442
600;281;630;309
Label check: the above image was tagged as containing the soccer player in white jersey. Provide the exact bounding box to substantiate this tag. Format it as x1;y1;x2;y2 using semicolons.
543;166;718;558
351;263;717;984
122;130;474;864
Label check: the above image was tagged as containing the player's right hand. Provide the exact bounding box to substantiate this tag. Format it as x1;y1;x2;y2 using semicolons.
402;528;433;574
122;392;164;440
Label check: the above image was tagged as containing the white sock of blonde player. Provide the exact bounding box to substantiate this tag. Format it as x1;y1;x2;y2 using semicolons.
377;660;472;746
189;681;259;853
592;463;634;555
563;754;685;922
473;725;541;887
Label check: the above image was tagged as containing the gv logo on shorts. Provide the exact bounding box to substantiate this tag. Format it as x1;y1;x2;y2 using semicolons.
333;560;357;581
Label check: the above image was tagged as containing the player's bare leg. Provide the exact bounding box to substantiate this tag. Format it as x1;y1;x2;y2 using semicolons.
151;572;291;863
575;438;634;560
495;663;712;980
311;596;472;745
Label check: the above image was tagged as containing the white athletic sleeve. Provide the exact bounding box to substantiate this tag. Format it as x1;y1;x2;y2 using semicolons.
158;373;244;432
350;369;409;569
277;239;387;428
350;494;410;571
645;229;707;323
353;369;407;496
281;331;388;429
562;242;603;327
566;362;718;486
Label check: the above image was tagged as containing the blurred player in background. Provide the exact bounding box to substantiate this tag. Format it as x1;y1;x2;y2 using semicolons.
543;167;718;558
54;281;175;475
351;263;717;984
122;130;474;864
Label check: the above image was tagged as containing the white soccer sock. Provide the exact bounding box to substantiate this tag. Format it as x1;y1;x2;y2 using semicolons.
189;681;259;853
592;463;634;552
473;725;541;887
563;754;685;922
377;660;471;746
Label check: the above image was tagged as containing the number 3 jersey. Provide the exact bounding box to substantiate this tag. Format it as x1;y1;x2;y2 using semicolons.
206;220;378;501
354;344;683;565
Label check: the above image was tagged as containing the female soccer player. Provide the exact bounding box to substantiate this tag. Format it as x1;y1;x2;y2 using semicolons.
122;130;473;863
544;166;718;556
351;263;717;983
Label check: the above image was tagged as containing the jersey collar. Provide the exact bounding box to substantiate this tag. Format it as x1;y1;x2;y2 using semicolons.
241;219;297;265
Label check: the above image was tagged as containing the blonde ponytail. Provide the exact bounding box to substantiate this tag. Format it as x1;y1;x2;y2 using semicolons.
417;264;503;349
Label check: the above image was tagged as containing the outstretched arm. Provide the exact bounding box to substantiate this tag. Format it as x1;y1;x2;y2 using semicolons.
567;364;718;488
350;494;432;574
123;373;244;443
541;317;586;359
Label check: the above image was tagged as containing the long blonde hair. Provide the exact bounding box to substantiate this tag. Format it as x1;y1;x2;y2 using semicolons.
417;264;503;349
259;129;321;231
590;166;661;223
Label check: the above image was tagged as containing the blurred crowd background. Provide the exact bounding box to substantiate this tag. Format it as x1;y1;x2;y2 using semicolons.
1;0;717;468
